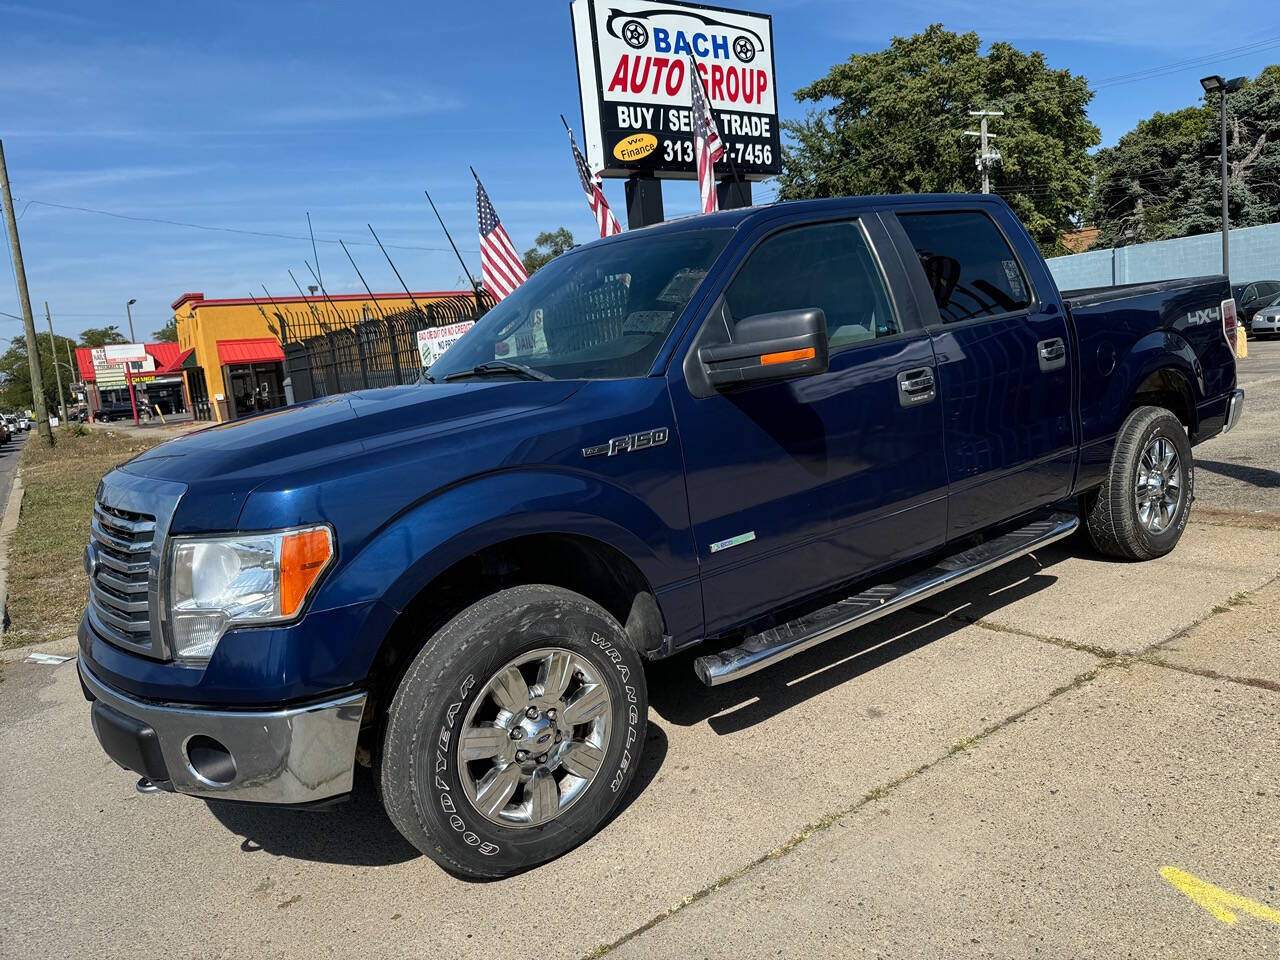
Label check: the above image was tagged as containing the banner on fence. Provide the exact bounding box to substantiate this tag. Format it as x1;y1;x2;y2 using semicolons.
417;321;475;368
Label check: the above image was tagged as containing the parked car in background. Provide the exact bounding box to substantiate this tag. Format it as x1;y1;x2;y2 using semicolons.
1250;293;1280;339
78;193;1242;879
95;403;135;423
0;421;9;444
1233;280;1280;323
17;416;30;431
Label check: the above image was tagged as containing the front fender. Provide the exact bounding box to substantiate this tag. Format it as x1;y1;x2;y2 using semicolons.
313;468;697;616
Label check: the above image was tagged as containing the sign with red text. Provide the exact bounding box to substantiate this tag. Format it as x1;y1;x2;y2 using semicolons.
571;0;779;181
417;321;475;368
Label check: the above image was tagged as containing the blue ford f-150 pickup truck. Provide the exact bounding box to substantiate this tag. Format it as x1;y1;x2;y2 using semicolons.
79;194;1243;878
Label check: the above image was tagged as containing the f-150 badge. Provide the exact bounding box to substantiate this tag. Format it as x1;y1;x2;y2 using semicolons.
583;427;669;458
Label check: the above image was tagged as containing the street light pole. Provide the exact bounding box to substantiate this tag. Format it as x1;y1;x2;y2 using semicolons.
1200;74;1247;279
126;298;137;343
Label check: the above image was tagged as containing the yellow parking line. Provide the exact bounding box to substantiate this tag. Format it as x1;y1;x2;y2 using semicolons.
1161;866;1280;926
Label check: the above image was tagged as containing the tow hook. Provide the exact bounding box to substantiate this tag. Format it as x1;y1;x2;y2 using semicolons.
135;777;161;794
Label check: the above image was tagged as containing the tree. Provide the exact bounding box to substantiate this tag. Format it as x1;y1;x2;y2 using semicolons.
1090;66;1280;247
0;332;79;415
152;319;178;342
777;24;1100;256
79;325;127;347
522;228;575;274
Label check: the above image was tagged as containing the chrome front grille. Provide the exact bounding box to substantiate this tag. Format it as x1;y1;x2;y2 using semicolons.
85;470;186;661
88;502;155;652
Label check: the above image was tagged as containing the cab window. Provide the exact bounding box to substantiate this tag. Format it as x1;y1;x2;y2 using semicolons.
724;220;897;351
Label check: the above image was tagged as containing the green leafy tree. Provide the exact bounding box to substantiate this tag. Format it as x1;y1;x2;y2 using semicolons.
522;228;575;275
79;325;128;347
778;24;1099;256
152;319;178;342
1091;66;1280;247
0;333;79;414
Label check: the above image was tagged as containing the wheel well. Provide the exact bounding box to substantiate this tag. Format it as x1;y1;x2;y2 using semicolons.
1131;368;1195;433
359;533;663;761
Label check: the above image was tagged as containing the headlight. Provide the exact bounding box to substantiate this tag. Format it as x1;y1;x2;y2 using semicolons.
165;525;334;662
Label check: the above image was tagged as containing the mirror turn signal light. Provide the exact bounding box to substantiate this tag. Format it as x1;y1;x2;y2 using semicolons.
760;347;816;366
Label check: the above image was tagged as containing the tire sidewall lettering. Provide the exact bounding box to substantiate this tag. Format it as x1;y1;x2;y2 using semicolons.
431;672;501;857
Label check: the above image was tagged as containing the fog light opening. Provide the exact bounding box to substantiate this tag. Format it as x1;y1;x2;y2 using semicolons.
186;735;237;786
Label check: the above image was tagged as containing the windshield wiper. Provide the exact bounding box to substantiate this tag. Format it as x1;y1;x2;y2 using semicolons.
443;360;553;383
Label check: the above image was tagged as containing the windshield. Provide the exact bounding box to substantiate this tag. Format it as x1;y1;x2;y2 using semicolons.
428;228;732;381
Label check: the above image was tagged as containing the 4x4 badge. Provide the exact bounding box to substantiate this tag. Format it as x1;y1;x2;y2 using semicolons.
583;427;669;458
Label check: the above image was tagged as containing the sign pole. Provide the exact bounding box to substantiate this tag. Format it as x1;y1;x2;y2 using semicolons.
127;361;138;425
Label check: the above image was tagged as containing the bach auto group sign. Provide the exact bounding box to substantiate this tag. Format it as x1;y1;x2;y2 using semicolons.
571;0;779;181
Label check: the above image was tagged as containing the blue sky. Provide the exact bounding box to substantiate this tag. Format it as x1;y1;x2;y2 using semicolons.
2;0;1277;343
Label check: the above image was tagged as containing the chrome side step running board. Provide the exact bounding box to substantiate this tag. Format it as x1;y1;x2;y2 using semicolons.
693;511;1079;686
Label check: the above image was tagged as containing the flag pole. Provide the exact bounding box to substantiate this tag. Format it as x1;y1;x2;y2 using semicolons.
423;188;483;316
367;224;430;324
339;240;389;322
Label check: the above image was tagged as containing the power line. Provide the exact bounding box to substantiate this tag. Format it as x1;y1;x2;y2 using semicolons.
11;198;482;255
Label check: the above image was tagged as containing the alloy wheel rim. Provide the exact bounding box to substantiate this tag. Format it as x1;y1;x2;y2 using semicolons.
1134;435;1183;534
457;646;612;829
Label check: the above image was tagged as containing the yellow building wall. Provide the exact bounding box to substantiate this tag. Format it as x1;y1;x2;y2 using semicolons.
173;292;470;422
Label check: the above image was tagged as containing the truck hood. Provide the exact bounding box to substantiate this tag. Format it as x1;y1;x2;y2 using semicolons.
120;380;583;485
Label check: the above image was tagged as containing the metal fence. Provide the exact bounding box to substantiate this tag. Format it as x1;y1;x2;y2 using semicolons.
275;294;494;402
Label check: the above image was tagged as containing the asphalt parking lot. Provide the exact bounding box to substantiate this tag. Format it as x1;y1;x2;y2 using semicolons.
1;342;1278;960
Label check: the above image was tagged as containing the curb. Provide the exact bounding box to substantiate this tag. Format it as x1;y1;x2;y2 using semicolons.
0;470;24;633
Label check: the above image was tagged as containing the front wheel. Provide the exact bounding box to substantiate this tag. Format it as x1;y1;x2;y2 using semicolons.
380;585;648;878
1085;405;1194;560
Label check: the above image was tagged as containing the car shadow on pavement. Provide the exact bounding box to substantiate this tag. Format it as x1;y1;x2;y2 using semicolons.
647;546;1066;736
203;767;419;867
200;725;670;873
1196;458;1280;489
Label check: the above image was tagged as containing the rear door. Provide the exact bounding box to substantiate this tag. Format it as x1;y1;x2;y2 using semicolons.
670;211;949;636
888;206;1076;539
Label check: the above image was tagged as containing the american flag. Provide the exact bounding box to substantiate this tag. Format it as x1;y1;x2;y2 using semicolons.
569;125;622;238
689;56;725;214
474;172;528;300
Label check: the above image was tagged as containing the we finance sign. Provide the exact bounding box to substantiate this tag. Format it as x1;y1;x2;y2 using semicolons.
571;0;779;181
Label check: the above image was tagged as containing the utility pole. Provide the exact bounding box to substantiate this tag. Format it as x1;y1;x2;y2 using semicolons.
0;140;53;446
45;302;67;423
964;110;1004;194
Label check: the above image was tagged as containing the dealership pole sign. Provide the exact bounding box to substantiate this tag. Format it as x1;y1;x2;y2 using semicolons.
570;0;779;181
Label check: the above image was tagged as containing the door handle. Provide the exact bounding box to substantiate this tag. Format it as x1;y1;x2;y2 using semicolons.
898;367;936;406
1038;338;1066;372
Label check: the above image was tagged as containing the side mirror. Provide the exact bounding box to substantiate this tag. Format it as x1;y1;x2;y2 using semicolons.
697;308;829;389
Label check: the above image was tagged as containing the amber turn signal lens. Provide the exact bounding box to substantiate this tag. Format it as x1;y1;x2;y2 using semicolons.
760;347;816;366
279;528;333;617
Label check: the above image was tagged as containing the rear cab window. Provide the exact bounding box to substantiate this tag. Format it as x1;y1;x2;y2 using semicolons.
897;211;1033;324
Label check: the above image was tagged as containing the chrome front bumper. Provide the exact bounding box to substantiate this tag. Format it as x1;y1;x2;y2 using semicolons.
80;659;366;805
1224;388;1245;433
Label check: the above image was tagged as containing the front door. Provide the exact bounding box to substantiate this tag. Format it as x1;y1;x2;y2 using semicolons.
669;213;949;636
890;207;1076;538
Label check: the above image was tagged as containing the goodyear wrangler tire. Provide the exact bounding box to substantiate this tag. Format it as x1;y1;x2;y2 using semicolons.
380;584;648;878
1085;405;1194;561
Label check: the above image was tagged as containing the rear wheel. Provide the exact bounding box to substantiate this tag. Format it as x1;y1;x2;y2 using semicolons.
1085;405;1194;560
380;584;648;878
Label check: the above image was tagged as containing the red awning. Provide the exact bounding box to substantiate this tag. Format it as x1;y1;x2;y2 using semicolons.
216;338;285;366
154;347;194;374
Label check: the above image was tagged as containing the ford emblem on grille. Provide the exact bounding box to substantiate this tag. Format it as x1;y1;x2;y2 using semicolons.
83;543;98;579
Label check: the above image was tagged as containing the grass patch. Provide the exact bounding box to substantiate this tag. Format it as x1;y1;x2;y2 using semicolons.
3;428;162;649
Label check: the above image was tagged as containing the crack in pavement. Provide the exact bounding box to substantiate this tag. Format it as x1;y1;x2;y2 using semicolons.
583;574;1280;959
